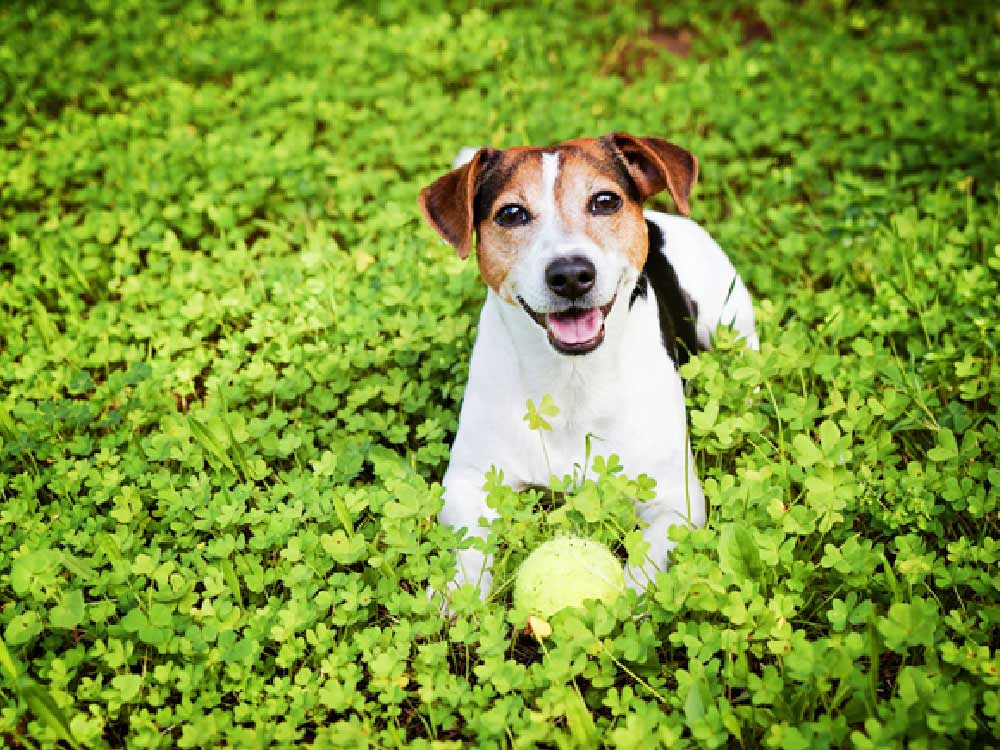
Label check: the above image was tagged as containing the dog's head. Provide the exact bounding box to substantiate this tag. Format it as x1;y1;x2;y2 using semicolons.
419;133;697;355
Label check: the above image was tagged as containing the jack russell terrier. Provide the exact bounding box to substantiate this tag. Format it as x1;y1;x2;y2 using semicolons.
419;133;758;602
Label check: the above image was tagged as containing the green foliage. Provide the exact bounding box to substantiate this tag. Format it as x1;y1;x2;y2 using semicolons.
2;0;999;748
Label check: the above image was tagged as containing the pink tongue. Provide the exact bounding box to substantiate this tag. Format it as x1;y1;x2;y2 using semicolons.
546;307;604;345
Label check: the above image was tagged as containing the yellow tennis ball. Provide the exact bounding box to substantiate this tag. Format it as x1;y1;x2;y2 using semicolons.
515;537;626;618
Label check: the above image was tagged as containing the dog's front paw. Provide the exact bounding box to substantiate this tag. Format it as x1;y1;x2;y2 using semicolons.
427;571;493;617
427;545;494;616
623;559;661;596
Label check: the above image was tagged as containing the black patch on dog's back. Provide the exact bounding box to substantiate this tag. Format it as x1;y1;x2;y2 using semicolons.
631;220;700;366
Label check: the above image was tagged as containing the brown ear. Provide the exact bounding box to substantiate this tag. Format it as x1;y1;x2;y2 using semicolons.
608;133;699;217
418;148;494;260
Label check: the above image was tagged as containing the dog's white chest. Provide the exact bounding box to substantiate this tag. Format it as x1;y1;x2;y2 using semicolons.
448;289;688;488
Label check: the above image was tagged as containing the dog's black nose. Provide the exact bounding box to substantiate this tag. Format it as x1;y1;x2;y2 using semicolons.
545;256;596;300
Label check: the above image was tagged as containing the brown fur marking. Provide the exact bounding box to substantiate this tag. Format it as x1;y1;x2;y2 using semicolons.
419;134;697;295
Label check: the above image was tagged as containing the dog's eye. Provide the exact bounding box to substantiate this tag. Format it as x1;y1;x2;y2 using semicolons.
588;191;622;216
494;204;531;228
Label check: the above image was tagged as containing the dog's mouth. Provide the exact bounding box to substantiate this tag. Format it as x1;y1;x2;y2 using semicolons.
518;296;617;355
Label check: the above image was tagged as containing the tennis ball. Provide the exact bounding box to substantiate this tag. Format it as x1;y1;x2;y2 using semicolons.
515;537;626;618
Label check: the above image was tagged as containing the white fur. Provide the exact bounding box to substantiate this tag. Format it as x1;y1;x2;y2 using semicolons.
540;152;560;215
453;146;479;169
439;207;757;602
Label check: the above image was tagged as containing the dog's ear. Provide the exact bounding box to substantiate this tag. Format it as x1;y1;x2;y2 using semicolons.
608;133;698;217
419;148;494;260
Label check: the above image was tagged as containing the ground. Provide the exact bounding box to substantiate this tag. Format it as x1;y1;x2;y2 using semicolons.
1;1;998;748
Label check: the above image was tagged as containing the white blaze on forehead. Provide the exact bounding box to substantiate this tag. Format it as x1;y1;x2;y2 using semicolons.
540;152;561;228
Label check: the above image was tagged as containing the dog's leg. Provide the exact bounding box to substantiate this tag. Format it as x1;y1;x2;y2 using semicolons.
438;471;499;602
624;453;706;592
624;511;681;592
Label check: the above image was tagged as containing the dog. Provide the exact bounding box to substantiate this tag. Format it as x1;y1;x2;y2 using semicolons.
419;133;758;601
